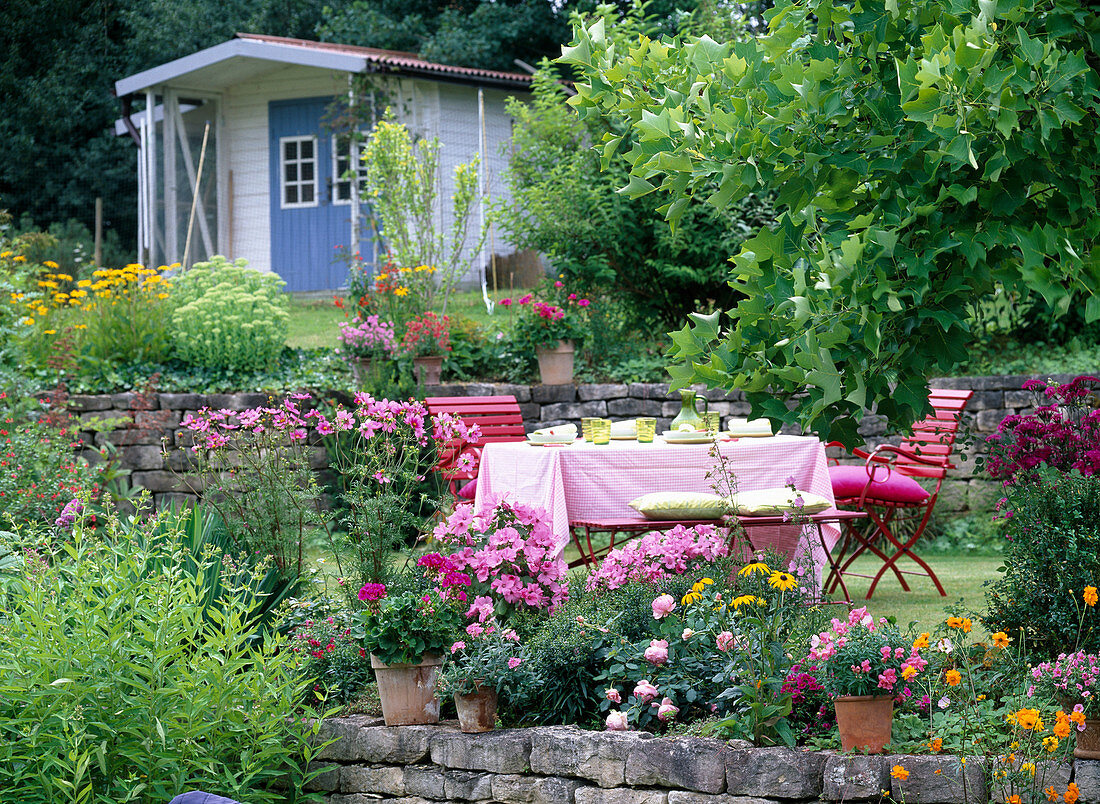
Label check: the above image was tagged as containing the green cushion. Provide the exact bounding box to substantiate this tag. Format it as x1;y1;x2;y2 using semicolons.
628;491;729;521
728;488;831;517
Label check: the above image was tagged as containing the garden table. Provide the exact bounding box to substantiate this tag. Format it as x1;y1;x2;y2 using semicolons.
472;434;840;584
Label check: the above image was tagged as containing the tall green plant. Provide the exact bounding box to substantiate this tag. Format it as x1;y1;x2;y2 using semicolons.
0;511;328;803
361;117;486;316
564;0;1100;444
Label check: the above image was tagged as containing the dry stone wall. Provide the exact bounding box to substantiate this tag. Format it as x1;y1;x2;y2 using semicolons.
307;718;1084;804
58;373;1073;515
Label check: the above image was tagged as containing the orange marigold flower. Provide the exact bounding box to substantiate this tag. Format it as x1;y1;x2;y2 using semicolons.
991;631;1011;649
1016;709;1041;730
947;616;965;630
913;633;930;650
1071;710;1086;726
1065;784;1081;804
930;737;943;752
945;669;962;686
1009;795;1022;804
891;765;909;781
1055;720;1072;739
1046;786;1060;802
1085;587;1098;607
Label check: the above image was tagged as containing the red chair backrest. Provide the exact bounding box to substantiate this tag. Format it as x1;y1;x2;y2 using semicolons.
425;395;526;444
894;388;973;479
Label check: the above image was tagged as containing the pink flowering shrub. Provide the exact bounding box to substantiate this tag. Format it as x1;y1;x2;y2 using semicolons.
437;615;532;700
432;499;568;618
1031;652;1100;716
781;664;833;737
507;288;590;353
338;314;397;360
808;607;926;698
586;524;729;592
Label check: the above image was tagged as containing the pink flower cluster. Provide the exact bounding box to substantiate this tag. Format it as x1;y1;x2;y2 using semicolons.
604;679;679;730
1032;651;1100;708
586;524;729;592
432;499;569;613
808;607;926;693
338;314;397;359
416;552;473;602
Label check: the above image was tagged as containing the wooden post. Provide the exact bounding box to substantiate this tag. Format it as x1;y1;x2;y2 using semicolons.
94;197;103;267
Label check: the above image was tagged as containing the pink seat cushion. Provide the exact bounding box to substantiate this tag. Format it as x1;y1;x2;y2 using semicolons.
457;478;478;500
829;464;930;504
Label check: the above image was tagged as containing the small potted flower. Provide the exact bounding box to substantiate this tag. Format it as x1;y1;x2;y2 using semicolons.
400;311;451;385
1032;649;1100;757
503;287;590;385
437;618;530;732
354;576;465;726
807;606;926;752
338;314;397;386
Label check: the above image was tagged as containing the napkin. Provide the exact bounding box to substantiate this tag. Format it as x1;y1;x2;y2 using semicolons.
532;423;577;437
727;417;774;436
609;419;638;437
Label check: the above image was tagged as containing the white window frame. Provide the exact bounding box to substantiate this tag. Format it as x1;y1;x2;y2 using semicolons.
279;135;319;209
331;133;368;206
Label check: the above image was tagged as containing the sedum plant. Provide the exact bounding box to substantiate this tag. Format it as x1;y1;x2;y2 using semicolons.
171;256;289;371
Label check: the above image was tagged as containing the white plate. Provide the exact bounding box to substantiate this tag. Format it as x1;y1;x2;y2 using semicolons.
526;435;576;445
661;431;715;444
726;430;774;438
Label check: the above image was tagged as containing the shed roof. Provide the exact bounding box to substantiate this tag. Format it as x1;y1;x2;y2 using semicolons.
115;33;535;98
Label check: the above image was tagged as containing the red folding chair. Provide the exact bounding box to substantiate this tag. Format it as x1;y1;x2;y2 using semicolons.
825;388;973;599
425;395;526;499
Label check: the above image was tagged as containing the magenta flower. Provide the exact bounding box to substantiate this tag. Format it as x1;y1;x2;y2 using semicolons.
358;583;386;602
450;641;466;654
656;698;680;722
507;657;522;669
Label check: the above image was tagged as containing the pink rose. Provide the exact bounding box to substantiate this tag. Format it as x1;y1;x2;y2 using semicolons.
606;688;622;703
716;631;734;652
633;680;659;702
651;594;677;619
605;711;630;731
644;639;669;666
656;698;680;722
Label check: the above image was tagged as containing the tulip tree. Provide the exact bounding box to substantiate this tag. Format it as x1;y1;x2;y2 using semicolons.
562;0;1100;444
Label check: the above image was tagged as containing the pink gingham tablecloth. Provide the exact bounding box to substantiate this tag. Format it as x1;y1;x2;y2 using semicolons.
472;435;837;565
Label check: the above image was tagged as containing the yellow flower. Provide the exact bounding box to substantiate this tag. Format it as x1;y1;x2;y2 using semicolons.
991;632;1011;649
1015;708;1041;730
945;669;962;686
43;329;56;335
699;577;714;586
946;616;972;632
913;633;930;650
902;665;918;680
891;765;909;781
77;279;92;287
73;323;87;330
43;260;59;269
681;591;702;605
732;594;759;609
1044;736;1060;753
0;251;11;258
56;271;72;280
394;287;409;297
738;562;771;577
767;571;798;591
21;317;33;325
1085;587;1098;607
13;255;25;262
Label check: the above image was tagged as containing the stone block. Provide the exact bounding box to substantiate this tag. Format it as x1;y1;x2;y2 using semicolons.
120;444;166;471
579;384;629;401
308;446;330;469
858;415;888;438
822;754;889;800
332;797;436;804
158;393;207;410
303;762;341;791
231;392;272;409
625;737;728;793
314;716;382;761
886;755;986;804
725;746;827;798
130;470;203;494
490;774;585;804
110;392;136;409
97;428;162;447
136;410;181;430
668;794;776;804
519;403;541;422
607;398;663;417
1074;760;1100;804
166;448;200;472
967;480;1001;512
498;384;533;403
464;383;498;396
532;385;577;403
1004;390;1035;408
444;770;495;800
154;492;197;511
628;383;673;400
68;394;114;412
430;729;532;774
936;480;969;514
205;393;236;410
354;722;447;764
576;788;667;804
976;410;1005;432
529;726;656;788
339;764;406;795
404;765;446;799
541;401;607;420
964;390;1003;411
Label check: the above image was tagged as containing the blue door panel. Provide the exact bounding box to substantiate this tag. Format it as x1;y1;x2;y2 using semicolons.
269;97;373;292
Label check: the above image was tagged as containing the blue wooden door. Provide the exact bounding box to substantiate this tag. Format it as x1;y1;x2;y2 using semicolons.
269;97;374;292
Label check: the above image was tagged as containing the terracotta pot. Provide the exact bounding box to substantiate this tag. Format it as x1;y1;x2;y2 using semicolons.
535;339;574;385
349;357;372;386
834;695;894;753
1076;718;1100;759
413;355;444;385
454;686;499;733
370;653;442;726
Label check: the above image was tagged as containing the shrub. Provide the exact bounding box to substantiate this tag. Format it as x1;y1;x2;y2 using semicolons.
0;511;326;803
290;609;374;706
171;256;289;371
585;523;729;593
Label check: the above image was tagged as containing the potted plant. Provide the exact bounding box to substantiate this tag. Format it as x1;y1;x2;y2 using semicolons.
503;289;590;385
438;619;530;732
355;578;465;726
400;311;451;385
338;314;397;386
808;607;926;753
1031;642;1100;757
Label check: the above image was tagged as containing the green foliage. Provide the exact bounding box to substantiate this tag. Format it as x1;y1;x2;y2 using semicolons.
564;0;1100;444
290;607;375;706
0;512;327;803
171;256;290;371
356;586;465;665
985;469;1100;655
501;64;774;329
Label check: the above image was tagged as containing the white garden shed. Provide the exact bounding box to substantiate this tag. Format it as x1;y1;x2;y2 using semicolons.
114;33;533;292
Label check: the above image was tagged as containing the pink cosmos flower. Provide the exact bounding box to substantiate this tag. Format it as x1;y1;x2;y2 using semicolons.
644;639;669;666
633;680;658;702
605;711;629;731
651;594;677;619
500;298;512;307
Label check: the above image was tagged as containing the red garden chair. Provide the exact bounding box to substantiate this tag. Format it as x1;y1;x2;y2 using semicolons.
426;395;526;500
825;388;973;599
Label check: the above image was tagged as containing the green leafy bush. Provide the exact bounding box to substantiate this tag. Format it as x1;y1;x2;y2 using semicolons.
171;256;289;371
985;469;1100;655
0;511;326;803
